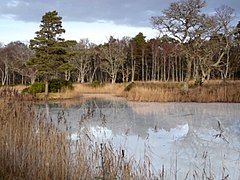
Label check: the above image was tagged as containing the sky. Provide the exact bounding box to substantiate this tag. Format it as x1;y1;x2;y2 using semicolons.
0;0;239;45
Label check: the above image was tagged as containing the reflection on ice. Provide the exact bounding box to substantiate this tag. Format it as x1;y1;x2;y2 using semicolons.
150;124;189;141
70;124;189;142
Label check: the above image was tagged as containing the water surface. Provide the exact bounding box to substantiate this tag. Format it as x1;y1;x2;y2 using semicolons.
37;97;240;179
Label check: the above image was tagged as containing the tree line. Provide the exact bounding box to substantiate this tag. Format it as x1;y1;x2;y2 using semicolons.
0;0;240;89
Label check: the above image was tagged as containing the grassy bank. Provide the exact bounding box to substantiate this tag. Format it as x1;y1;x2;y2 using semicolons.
49;80;240;102
2;80;240;102
121;80;240;102
36;83;125;100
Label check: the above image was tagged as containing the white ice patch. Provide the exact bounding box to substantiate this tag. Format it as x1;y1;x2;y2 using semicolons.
90;126;113;140
148;124;189;141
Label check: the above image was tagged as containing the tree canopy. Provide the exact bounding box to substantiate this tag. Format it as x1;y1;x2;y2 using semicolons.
28;10;76;97
1;2;240;88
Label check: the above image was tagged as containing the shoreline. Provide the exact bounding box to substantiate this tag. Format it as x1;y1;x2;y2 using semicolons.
1;80;240;103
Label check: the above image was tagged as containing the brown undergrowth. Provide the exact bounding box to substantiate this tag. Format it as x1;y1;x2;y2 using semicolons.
121;80;240;102
37;83;125;100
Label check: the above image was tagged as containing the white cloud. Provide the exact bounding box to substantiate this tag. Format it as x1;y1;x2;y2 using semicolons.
60;21;159;44
0;0;239;26
0;0;239;44
7;0;19;7
0;19;159;45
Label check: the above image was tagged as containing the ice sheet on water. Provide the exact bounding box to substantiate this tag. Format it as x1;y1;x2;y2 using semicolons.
43;99;240;178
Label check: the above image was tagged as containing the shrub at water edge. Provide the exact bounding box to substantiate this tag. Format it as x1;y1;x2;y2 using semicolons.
22;79;73;94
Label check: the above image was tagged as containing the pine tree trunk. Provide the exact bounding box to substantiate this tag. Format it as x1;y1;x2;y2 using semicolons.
130;45;135;82
141;49;145;81
45;78;49;100
175;55;178;81
163;55;166;81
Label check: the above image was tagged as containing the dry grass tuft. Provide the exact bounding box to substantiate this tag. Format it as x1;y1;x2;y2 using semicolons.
72;83;124;94
41;83;125;100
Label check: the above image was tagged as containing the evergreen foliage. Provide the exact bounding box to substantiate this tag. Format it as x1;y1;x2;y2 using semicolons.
28;11;76;97
49;79;73;92
22;82;45;94
22;79;73;94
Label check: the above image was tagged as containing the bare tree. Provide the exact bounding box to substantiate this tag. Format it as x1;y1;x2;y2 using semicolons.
192;5;235;81
0;42;31;85
130;41;136;82
215;5;235;79
70;39;95;83
99;36;127;84
118;36;131;83
7;41;34;84
152;0;209;84
0;44;9;85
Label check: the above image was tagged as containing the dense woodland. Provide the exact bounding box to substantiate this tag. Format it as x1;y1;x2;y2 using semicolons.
0;0;240;88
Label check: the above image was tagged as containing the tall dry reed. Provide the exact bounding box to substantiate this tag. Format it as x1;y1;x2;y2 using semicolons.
0;95;159;179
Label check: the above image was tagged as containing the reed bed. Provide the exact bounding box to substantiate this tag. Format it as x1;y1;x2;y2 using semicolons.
122;81;240;102
122;86;180;102
0;97;70;179
0;86;20;97
182;82;240;102
0;95;159;179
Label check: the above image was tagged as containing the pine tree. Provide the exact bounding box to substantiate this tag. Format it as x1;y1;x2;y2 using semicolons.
28;10;76;98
